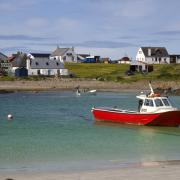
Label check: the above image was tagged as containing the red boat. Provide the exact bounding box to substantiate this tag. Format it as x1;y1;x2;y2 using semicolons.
91;83;180;127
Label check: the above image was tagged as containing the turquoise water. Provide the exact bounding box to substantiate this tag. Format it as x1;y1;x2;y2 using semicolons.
0;91;180;172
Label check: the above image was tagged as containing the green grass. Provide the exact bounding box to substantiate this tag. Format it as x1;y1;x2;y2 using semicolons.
1;63;179;82
65;63;180;82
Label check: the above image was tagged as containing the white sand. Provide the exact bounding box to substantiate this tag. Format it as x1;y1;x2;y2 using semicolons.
1;162;180;180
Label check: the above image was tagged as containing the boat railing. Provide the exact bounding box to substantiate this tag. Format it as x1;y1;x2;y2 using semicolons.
93;107;137;114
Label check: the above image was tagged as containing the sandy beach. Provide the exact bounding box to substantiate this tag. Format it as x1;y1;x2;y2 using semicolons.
0;78;180;92
1;161;180;180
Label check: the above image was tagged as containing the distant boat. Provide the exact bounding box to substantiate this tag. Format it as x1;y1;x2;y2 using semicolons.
75;86;97;96
91;82;180;127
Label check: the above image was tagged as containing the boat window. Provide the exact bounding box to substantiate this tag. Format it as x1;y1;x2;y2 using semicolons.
154;99;163;107
144;99;154;107
162;98;170;106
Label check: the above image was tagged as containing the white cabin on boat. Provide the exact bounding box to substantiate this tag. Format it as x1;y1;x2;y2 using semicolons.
137;93;176;113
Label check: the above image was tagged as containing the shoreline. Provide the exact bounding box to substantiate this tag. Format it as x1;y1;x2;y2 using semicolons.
1;160;180;180
0;79;180;94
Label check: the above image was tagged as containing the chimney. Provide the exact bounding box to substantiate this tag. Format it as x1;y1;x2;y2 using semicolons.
148;48;151;56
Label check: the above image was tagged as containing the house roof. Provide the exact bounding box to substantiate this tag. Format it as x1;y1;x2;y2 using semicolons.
119;56;130;61
30;58;64;69
30;53;50;58
51;47;72;57
141;47;169;57
11;53;27;67
0;52;8;61
77;54;90;58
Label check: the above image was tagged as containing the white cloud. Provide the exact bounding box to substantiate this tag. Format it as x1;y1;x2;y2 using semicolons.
56;18;80;30
112;0;154;19
0;0;37;11
26;18;48;29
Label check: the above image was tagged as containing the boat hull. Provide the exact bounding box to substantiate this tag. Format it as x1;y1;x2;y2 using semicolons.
92;107;180;127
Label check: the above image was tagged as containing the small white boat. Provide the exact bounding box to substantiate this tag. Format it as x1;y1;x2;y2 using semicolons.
75;87;97;96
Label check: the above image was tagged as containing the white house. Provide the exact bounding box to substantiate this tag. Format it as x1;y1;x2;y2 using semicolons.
118;57;131;64
50;47;77;62
9;52;68;76
136;47;170;64
27;54;68;76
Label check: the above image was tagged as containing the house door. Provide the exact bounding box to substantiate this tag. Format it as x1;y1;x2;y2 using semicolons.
37;70;41;75
48;70;51;76
57;70;60;76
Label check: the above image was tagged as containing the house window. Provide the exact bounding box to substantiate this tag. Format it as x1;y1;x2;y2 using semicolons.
35;62;39;66
63;56;66;61
139;51;142;54
46;62;49;65
56;62;59;66
67;53;72;56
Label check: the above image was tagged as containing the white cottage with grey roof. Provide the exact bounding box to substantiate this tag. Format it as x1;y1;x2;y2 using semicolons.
136;47;170;64
50;47;77;62
27;54;68;76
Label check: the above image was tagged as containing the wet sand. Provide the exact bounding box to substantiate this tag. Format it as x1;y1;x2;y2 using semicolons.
1;161;180;180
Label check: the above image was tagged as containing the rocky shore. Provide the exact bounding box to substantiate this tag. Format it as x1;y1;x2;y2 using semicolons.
0;78;180;95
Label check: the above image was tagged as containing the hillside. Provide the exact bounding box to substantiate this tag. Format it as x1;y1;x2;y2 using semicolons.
65;63;180;82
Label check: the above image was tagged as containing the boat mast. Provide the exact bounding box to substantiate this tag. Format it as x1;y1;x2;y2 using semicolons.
149;81;154;95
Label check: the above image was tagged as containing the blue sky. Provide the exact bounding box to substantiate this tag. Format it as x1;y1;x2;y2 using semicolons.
0;0;180;59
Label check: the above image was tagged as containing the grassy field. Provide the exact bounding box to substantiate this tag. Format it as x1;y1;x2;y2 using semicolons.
65;63;180;82
0;63;179;83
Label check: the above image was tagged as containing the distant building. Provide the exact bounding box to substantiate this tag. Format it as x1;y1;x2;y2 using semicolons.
118;56;131;64
136;47;170;64
100;57;111;64
8;52;28;77
0;52;9;75
8;52;68;76
169;55;180;64
50;47;77;63
27;54;68;76
81;56;100;63
77;54;90;62
0;52;8;62
130;61;153;73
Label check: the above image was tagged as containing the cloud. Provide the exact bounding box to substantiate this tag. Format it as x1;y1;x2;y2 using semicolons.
0;35;49;41
26;18;48;28
79;41;134;48
154;30;180;36
117;35;139;40
0;45;51;55
0;46;29;53
0;0;37;11
27;40;134;49
113;0;153;18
